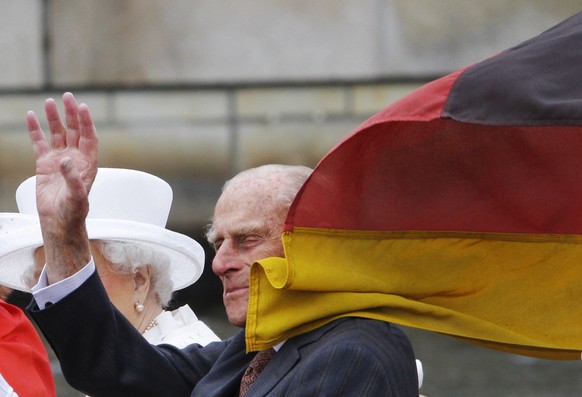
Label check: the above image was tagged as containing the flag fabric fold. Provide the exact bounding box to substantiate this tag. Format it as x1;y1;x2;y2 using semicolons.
246;12;582;360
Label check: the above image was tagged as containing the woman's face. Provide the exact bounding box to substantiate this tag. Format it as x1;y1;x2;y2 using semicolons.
34;242;142;323
92;245;140;322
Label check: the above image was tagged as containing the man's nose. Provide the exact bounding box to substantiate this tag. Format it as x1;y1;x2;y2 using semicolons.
211;241;238;276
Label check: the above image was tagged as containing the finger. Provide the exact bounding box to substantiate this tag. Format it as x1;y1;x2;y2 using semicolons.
77;103;99;183
63;92;81;147
26;111;50;159
60;157;89;209
45;98;67;149
78;103;98;149
61;157;81;188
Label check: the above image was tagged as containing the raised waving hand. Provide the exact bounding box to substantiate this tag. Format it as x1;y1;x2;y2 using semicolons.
26;92;99;283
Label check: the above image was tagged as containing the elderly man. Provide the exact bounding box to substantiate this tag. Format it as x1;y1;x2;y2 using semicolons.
27;93;419;396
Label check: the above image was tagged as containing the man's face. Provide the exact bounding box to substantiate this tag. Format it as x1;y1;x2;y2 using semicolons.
210;186;285;328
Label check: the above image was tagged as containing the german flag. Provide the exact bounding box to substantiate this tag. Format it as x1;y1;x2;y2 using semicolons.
246;12;582;360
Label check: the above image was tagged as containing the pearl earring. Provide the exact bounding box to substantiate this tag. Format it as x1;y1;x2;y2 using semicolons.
135;301;144;313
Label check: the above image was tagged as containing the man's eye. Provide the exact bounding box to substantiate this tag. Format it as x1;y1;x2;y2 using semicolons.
213;240;223;251
240;235;260;246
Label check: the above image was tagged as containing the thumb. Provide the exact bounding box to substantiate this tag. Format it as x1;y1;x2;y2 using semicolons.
60;157;88;201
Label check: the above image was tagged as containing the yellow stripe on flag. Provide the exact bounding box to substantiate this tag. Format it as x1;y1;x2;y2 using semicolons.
246;228;582;359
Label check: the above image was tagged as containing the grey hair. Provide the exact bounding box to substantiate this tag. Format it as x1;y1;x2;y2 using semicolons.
205;164;313;243
96;240;174;308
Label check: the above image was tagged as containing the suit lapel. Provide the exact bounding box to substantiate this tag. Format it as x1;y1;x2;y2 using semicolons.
246;319;348;396
246;344;299;397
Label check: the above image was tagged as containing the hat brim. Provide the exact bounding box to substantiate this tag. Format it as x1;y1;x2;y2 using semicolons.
0;213;204;293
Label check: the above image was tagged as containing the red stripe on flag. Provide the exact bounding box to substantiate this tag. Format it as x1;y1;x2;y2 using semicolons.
288;120;582;235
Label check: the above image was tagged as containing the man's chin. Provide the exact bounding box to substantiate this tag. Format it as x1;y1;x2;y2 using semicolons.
223;299;248;328
226;312;247;328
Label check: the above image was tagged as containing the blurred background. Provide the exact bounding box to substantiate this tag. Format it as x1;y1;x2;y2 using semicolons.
2;1;582;395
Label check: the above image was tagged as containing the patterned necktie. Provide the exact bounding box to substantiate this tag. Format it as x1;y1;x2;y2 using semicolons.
239;348;276;396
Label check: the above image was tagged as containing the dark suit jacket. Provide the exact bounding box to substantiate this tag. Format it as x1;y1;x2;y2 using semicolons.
29;271;418;396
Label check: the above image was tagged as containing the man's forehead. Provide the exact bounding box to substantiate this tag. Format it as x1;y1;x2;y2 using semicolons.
213;197;281;237
212;172;288;235
217;181;276;213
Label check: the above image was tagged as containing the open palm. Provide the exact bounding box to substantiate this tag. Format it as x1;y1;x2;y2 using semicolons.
26;92;98;236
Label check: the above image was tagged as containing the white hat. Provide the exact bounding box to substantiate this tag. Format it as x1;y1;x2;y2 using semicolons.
0;168;205;292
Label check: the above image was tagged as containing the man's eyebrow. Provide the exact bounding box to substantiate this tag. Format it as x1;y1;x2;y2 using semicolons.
206;231;216;244
225;219;272;239
232;223;267;237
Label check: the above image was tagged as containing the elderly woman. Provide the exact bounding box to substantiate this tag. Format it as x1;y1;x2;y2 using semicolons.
33;239;219;347
0;168;219;348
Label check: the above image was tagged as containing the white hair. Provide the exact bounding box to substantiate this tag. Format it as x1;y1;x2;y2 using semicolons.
96;240;174;307
205;164;313;244
222;164;312;207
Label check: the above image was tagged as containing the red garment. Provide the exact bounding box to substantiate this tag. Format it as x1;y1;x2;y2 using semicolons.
0;300;56;396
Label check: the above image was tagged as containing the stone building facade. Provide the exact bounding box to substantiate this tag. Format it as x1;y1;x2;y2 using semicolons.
0;1;579;230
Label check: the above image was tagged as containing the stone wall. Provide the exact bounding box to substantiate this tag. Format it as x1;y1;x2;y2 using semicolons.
0;83;425;228
0;1;580;231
